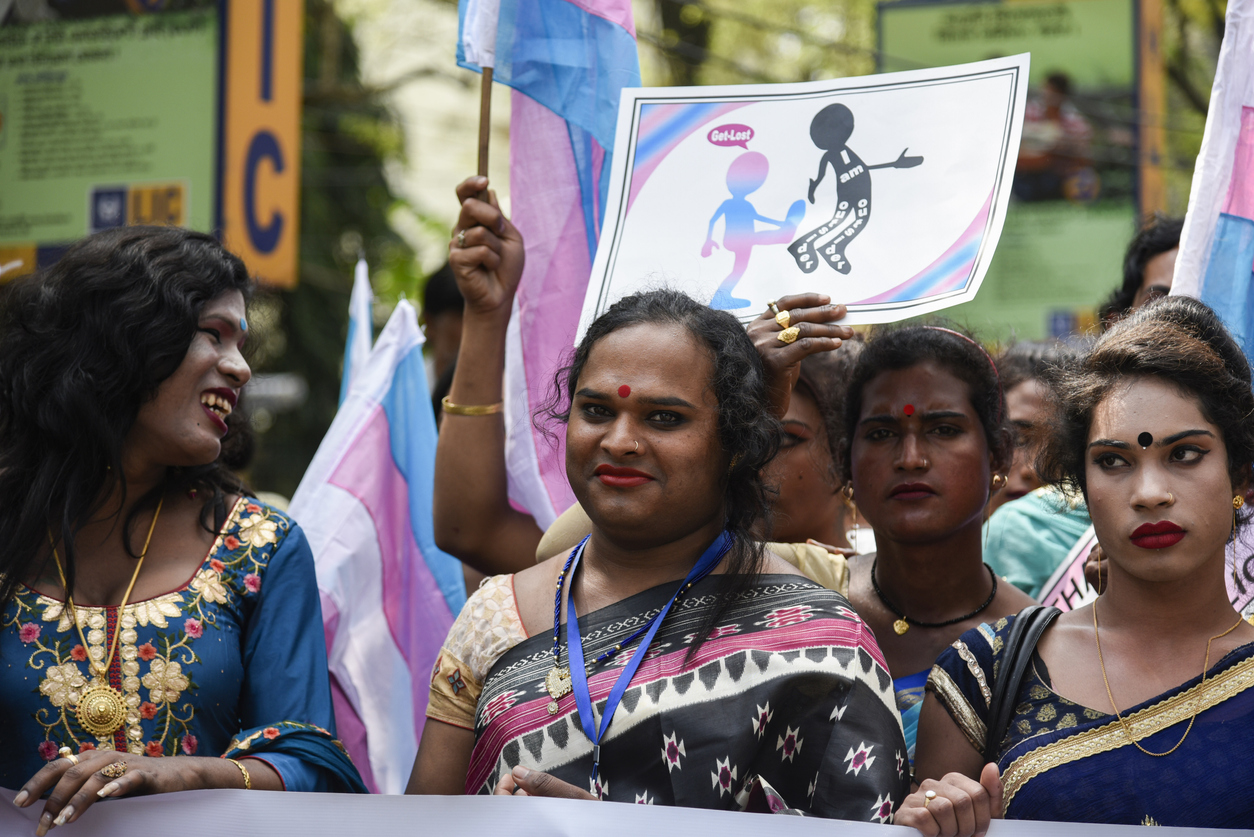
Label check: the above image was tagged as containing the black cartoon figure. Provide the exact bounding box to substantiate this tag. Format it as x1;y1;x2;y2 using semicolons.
788;103;923;275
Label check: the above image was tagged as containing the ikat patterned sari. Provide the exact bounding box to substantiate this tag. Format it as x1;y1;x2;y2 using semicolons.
432;572;909;819
928;614;1254;826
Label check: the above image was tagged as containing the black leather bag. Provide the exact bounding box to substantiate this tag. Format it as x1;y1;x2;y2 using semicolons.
982;605;1062;764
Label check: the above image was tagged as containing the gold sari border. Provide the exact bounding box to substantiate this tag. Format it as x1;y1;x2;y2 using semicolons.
926;664;986;754
1002;652;1254;807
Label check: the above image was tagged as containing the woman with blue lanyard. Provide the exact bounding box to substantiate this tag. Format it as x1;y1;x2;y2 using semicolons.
407;187;908;818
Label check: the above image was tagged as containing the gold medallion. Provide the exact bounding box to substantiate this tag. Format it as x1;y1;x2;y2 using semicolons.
892;619;910;636
545;665;572;701
75;678;127;738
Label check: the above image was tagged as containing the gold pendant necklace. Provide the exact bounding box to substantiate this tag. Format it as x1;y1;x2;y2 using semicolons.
48;496;164;739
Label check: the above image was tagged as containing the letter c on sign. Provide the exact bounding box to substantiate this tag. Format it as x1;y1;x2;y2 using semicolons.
244;130;284;254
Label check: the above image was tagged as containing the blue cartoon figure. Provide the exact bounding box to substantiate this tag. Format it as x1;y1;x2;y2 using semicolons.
788;103;923;275
702;151;806;310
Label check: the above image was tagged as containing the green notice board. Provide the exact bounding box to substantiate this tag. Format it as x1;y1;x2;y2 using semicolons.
879;0;1139;340
0;10;218;278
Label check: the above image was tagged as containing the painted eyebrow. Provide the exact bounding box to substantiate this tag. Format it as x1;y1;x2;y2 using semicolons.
860;410;968;426
1161;429;1214;445
574;388;695;409
1089;429;1215;450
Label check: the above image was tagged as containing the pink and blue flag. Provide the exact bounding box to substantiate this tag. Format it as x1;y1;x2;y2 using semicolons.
1175;0;1254;352
1174;0;1254;617
457;0;641;527
290;300;466;794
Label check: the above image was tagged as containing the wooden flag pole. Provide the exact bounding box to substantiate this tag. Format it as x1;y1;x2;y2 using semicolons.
477;67;494;199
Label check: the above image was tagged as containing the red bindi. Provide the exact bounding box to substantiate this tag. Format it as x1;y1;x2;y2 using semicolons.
618;385;631;398
903;404;915;416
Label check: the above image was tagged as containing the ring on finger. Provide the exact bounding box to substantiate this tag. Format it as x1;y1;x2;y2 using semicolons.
924;790;937;808
101;762;127;780
57;746;79;766
775;309;791;329
777;326;801;345
456;230;467;248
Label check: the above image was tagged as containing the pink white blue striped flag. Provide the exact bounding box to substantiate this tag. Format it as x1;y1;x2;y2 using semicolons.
1175;0;1254;347
290;301;467;794
457;0;641;527
1173;0;1254;616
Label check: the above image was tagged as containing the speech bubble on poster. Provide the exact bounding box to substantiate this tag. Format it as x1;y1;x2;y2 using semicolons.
578;55;1030;335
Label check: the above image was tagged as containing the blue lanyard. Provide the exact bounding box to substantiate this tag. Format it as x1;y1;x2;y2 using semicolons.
565;531;733;782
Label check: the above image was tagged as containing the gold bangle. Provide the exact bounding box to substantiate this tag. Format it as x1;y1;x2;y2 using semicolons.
441;395;504;416
226;758;252;790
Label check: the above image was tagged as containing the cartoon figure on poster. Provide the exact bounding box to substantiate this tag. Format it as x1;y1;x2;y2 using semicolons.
701;103;924;310
702;152;806;310
788;103;923;278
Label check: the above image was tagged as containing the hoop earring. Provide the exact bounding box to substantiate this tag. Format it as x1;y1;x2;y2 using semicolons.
991;474;1007;490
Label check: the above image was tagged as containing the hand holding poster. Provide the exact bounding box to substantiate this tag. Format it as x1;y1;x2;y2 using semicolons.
579;55;1029;335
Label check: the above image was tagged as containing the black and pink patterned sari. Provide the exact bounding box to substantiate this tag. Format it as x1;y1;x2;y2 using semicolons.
466;573;909;821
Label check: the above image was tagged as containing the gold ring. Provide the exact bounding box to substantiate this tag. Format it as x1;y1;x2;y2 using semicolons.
775;309;791;329
101;762;127;779
767;300;780;316
777;326;800;345
58;746;79;766
924;790;937;808
456;230;466;248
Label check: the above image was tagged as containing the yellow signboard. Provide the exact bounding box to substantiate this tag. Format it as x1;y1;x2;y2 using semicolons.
220;0;304;289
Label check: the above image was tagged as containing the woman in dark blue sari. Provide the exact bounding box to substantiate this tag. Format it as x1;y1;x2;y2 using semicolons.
899;297;1254;832
0;228;364;837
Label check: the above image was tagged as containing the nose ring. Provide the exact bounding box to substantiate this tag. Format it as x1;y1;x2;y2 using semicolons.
633;441;639;453
1167;492;1174;503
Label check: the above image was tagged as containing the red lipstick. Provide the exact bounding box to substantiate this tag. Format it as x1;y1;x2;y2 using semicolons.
593;464;654;488
1130;521;1185;549
889;482;936;500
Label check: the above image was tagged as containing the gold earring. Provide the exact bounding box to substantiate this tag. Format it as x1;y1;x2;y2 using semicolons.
727;453;743;474
991;474;1006;490
842;484;859;552
1233;496;1246;592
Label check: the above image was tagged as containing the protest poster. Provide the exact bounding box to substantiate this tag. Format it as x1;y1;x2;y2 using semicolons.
577;55;1029;337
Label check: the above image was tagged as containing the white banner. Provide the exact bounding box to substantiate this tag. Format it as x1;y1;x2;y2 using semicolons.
1;788;1247;837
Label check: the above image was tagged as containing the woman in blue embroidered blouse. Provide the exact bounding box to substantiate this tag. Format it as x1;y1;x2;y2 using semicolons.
0;227;363;835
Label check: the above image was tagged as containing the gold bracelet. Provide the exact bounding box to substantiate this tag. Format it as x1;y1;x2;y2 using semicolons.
441;395;504;416
226;758;252;790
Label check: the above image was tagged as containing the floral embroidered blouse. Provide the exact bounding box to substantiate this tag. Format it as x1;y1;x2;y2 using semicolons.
0;498;363;793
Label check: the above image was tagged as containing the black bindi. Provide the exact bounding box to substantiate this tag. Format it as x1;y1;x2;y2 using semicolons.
1138;432;1153;448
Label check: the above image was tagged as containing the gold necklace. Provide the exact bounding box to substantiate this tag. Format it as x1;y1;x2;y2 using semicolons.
1092;597;1242;757
48;497;164;739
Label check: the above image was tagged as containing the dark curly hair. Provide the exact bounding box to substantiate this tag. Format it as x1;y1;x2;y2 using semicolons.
996;340;1077;393
545;289;781;648
1099;215;1183;323
838;323;1013;483
0;226;253;611
1035;297;1254;517
795;335;864;484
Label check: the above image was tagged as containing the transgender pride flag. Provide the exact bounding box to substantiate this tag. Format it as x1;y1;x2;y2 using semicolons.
1175;0;1254;351
290;301;466;794
457;0;640;528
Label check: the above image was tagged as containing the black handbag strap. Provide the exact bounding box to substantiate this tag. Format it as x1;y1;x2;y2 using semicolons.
982;605;1061;764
